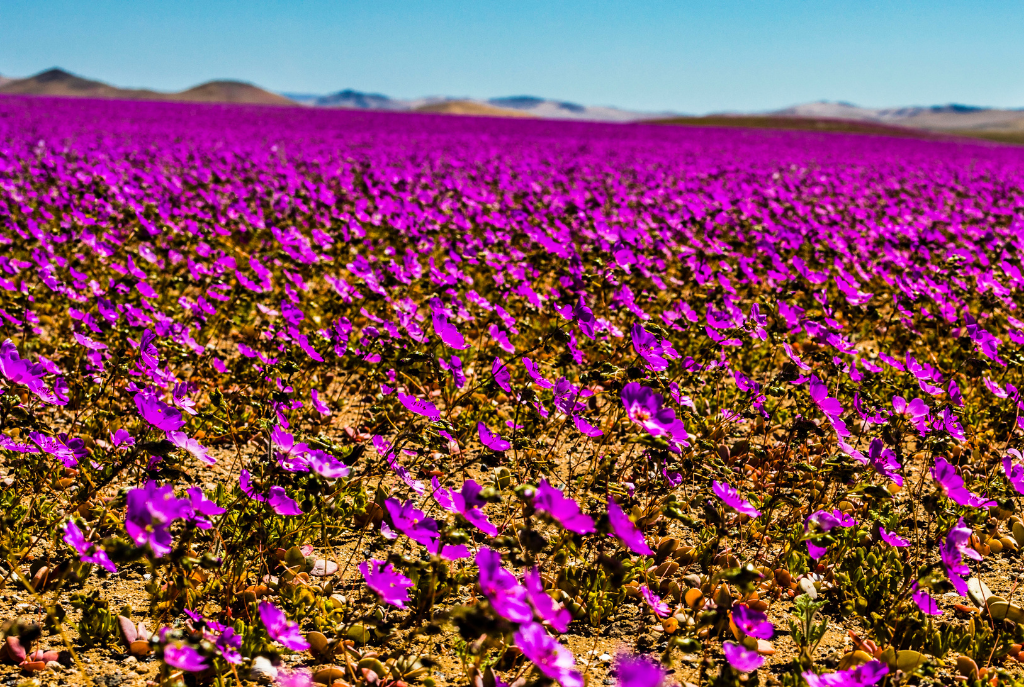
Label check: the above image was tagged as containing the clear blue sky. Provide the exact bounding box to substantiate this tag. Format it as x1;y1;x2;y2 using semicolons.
2;0;1022;113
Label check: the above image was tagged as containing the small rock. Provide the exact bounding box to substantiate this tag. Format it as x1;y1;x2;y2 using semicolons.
250;656;278;684
683;574;702;588
799;578;818;599
599;653;611;662
123;656;138;666
45;661;62;672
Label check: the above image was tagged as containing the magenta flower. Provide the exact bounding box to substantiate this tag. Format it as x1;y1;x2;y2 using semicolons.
184;487;226;529
524;567;572;632
431;308;466;349
614;654;667;687
268;487;303;515
397;391;441;422
63;520;116;573
639;584;671;617
941;517;980;596
808;375;849;437
307;450;350;480
310;388;332;416
514;622;584;687
476;547;532;623
125;481;191;557
732;603;774;639
878;527;910;548
360;560;414;608
723;641;764;672
135;389;186;432
523;357;553;389
478;421;511;451
912;587;943;616
712;481;761;517
802;660;888;687
867;438;903;486
620;382;689;449
259;601;310;651
433;477;499;536
892;396;930;435
163;644;209;672
386;498;441;553
492;357;512;393
534;480;595;534
932;456;994;508
606;497;653;555
1004;449;1024;493
631;323;669;371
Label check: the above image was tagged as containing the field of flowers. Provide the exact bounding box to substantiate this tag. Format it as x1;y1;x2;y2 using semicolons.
1;95;1024;687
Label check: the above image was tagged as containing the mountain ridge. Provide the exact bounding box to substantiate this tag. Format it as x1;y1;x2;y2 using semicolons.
2;69;1023;136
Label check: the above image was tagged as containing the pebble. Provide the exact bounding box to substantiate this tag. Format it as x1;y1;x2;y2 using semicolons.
599;653;611;662
123;656;138;666
249;656;278;684
799;578;818;598
45;661;62;673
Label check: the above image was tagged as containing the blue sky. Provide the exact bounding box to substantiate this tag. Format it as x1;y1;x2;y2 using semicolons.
2;0;1022;113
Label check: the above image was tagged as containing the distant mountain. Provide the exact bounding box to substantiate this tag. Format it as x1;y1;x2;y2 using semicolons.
414;100;533;117
0;68;293;106
280;87;663;121
768;100;1024;133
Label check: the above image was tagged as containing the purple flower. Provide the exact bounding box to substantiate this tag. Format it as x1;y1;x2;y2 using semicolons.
167;430;214;465
386;498;441;553
932;456;995;508
614;654;667;687
478;421;511;451
184;487;226;529
524;567;572;632
732;603;774;639
397;392;441;422
620;382;689;449
163;644;209;672
808;375;849;437
432;308;466;349
360;560;414;608
878;527;910;547
310;388;332;416
941;517;980;596
572;414;603;437
269;486;303;515
514;622;584;687
802;660;888;687
62;520;116;573
523;357;553;389
723;641;764;672
307;450;350;479
631;323;669;371
912;588;943;616
492;357;512;393
0;339;50;399
606;497;653;556
712;481;761;518
134;389;186;432
476;547;533;623
534;480;595;534
259;601;310;651
867;438;902;486
1004;449;1024;494
639;584;671;617
433;477;498;536
125;481;191;557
